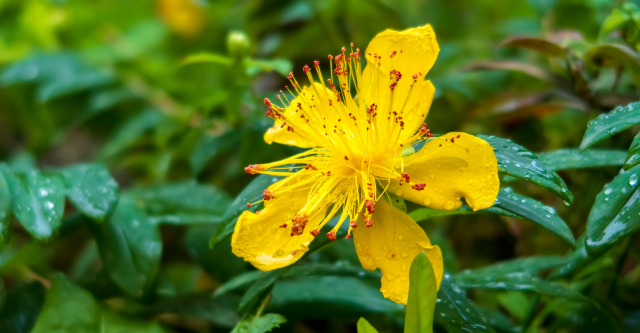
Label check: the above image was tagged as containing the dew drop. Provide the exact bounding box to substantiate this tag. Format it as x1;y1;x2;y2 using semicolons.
630;174;638;186
443;201;455;210
395;189;402;196
423;198;432;205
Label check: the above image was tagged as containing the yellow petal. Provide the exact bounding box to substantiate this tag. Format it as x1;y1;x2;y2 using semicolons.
352;198;443;304
231;173;326;271
390;133;499;211
264;82;341;148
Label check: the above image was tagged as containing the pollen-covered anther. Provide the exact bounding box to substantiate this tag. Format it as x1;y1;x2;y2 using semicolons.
244;164;264;175
305;163;318;171
401;172;411;183
411;183;426;191
350;222;358;228
287;72;294;79
279;223;287;228
418;123;431;137
450;136;455;143
309;229;319;237
246;203;252;208
313;61;320;68
365;200;375;214
365;219;373;227
291;213;309;236
326;232;337;241
302;65;310;73
263;189;274;200
345;234;352;240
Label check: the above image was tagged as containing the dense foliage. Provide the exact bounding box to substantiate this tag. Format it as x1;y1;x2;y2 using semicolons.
1;0;640;332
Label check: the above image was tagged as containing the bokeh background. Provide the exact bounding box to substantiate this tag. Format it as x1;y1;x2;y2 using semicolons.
1;0;639;332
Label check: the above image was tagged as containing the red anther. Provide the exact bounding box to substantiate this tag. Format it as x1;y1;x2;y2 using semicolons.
305;163;318;171
400;121;405;128
411;183;426;191
350;222;358;228
326;232;337;241
313;60;320;68
328;55;333;60
365;200;375;214
277;94;281;99
310;229;319;237
263;98;272;106
450;136;455;143
292;250;297;255
256;210;261;214
368;192;373;198
279;223;287;228
327;171;331;177
391;253;395;257
302;65;310;73
457;134;461;138
412;74;418;80
344;156;349;160
345;234;352;240
285;85;288;89
291;213;309;236
401;172;411;183
400;49;403;53
244;164;264;175
365;219;373;227
390;50;397;58
350;42;354;47
263;189;274;200
390;82;397;90
439;144;442;147
287;72;294;79
246;203;252;208
341;47;346;52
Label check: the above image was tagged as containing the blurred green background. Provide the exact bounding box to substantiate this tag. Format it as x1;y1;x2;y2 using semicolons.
1;0;640;332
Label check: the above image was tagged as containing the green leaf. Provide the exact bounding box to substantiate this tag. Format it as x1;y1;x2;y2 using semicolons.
387;192;407;214
211;174;283;248
478;135;573;203
31;274;164;333
585;44;640;90
268;276;404;317
87;195;162;299
405;252;437;333
239;267;293;313
214;271;266;298
625;131;640;171
538;149;628;171
585;164;640;251
498;36;567;58
245;58;293;77
549;237;591;279
0;164;65;240
494;188;576;248
0;168;12;243
56;164;119;221
434;275;496;333
579;101;640;151
132;181;232;225
85;86;140;116
101;108;163;158
409;204;519;222
146;293;240;327
0;282;46;333
186;224;246;282
190;130;243;175
357;318;380;333
231;313;286;333
454;257;587;300
181;52;233;67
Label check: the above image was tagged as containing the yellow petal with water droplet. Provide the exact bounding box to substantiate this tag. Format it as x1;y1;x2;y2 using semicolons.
352;198;443;305
388;133;499;211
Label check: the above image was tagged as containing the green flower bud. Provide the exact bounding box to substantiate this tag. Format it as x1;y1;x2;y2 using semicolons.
227;31;250;58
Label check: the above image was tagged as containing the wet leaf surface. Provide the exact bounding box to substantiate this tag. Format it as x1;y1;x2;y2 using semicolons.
434;275;496;333
538;149;628;170
405;253;437;333
579;101;640;151
56;163;119;221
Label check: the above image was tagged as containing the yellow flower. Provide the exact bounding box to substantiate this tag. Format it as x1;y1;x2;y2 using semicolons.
231;25;499;304
158;0;205;39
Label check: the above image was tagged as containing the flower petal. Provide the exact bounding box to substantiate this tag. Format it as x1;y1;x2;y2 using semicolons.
390;133;499;211
231;173;326;271
352;198;443;304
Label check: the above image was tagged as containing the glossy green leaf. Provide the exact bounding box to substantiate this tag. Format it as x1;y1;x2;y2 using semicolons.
387;192;407;214
231;313;286;333
409;204;519;222
56;164;119;221
0;169;12;243
214;271;265;298
211;174;283;248
478;135;573;203
0;282;46;333
132;181;231;225
538;149;628;170
357;317;380;333
434;275;496;333
579;101;640;151
405;253;437;333
186;224;246;282
549;237;591;279
239;267;293;313
498;36;566;58
0;164;65;240
585;164;640;251
494;188;575;248
31;274;164;333
268;276;404;317
100;108;163;158
625;131;640;170
87;195;162;299
454;257;587;300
